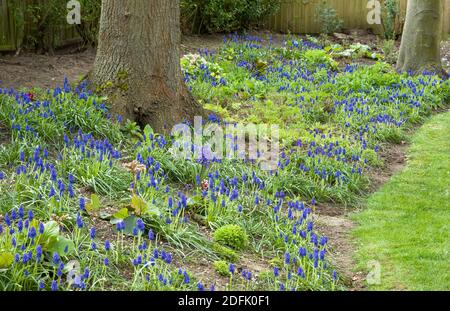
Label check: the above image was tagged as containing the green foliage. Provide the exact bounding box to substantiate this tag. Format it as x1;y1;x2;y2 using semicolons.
6;0;101;51
1;33;448;292
212;243;239;262
382;0;401;40
0;253;14;269
7;0;66;51
213;224;249;250
303;49;338;70
74;0;102;47
361;149;381;166
381;39;397;64
181;0;280;33
257;270;273;282
182;34;449;206
213;260;231;276
314;0;343;34
7;0;280;48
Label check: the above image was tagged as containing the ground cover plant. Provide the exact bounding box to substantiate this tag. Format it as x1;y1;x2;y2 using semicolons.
0;34;448;291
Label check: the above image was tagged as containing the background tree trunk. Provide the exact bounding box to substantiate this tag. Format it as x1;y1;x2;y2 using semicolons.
91;0;203;133
397;0;444;74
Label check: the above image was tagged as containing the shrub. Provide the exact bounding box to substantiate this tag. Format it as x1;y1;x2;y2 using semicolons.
314;0;343;34
212;243;239;262
7;0;66;52
213;224;248;250
382;0;401;40
362;149;381;166
213;260;231;276
8;0;278;49
181;0;280;34
7;0;101;51
381;39;398;64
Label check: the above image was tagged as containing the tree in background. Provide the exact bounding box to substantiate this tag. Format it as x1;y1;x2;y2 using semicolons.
397;0;445;75
91;0;203;132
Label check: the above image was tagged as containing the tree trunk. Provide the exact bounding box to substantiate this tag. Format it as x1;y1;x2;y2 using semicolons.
91;0;203;133
396;0;444;74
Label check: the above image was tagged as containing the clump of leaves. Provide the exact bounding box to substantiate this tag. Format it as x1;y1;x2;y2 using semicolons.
213;260;231;276
381;39;398;64
382;0;401;40
213;224;248;250
269;257;283;268
362;149;381;166
314;0;343;34
212;243;239;262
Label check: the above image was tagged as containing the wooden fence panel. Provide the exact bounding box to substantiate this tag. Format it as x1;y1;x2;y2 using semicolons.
1;0;450;52
0;0;80;52
0;0;16;51
266;0;450;35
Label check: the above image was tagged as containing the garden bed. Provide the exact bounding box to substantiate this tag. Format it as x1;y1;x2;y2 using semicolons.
0;31;449;291
1;31;450;90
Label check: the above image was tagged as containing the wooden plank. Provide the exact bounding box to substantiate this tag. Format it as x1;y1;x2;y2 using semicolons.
294;0;301;33
1;0;449;52
267;0;450;35
0;0;9;49
0;0;15;51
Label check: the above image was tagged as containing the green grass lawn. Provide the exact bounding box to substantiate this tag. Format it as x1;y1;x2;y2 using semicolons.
352;111;450;290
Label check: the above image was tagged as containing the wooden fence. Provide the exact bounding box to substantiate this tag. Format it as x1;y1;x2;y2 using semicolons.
0;0;80;51
0;0;15;50
266;0;450;35
1;0;450;52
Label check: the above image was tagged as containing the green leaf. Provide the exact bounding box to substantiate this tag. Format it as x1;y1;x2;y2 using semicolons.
49;196;58;208
144;124;154;141
146;202;161;217
99;211;112;220
187;195;203;208
38;221;60;246
0;252;14;268
130;195;160;217
114;215;138;235
64;260;81;274
86;194;101;212
365;52;383;60
110;208;129;224
131;195;148;216
46;236;75;255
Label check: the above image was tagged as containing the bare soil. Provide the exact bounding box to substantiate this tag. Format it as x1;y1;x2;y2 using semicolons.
0;34;227;90
0;50;95;90
315;140;410;291
0;123;10;145
368;142;409;192
1;32;449;90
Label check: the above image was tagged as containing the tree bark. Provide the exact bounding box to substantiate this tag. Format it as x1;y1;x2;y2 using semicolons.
396;0;444;74
91;0;203;133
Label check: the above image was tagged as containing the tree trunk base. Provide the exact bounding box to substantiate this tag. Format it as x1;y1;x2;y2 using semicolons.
396;0;444;76
90;0;204;134
88;72;204;134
